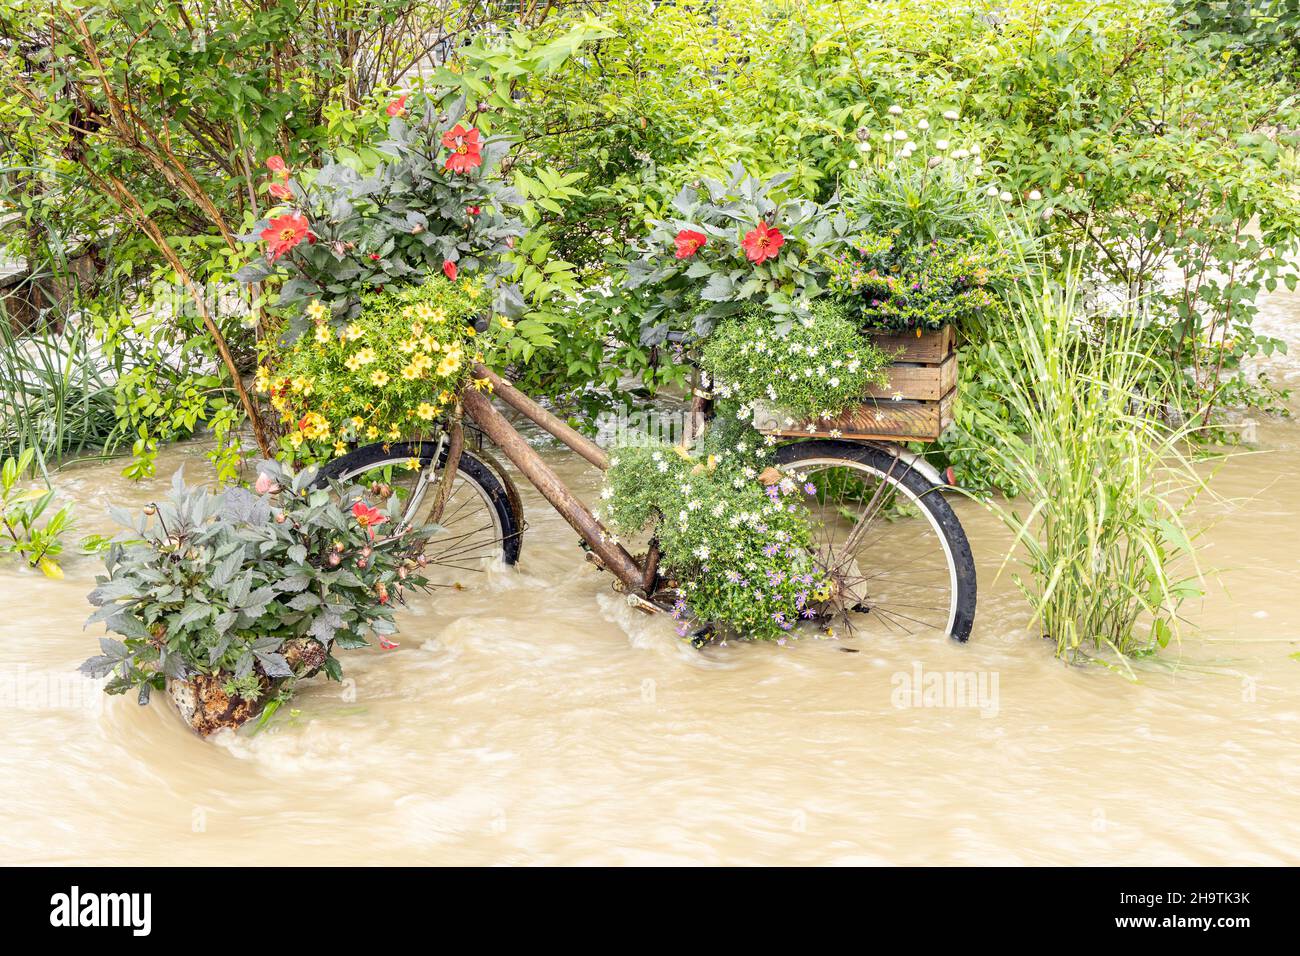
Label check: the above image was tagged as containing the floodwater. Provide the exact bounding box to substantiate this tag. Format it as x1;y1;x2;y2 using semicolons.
2;291;1299;866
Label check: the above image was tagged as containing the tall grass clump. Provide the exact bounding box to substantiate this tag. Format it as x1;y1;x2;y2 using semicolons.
975;274;1208;667
0;310;125;470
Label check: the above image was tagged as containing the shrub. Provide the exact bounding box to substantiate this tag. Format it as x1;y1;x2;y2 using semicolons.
257;279;499;460
0;449;72;579
79;461;430;717
601;438;827;641
625;164;854;341
826;234;1013;333
700;301;891;420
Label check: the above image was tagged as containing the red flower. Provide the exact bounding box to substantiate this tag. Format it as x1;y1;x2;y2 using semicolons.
267;181;293;201
266;155;286;175
386;95;407;118
467;205;481;217
674;228;708;259
442;259;458;281
742;222;785;264
261;213;311;262
351;501;388;536
441;124;483;174
369;253;381;261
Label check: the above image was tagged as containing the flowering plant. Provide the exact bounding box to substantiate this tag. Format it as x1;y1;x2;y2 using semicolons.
625;163;854;342
700;302;891;420
600;428;828;642
79;461;430;735
827;234;1011;333
236;93;527;334
257;278;498;460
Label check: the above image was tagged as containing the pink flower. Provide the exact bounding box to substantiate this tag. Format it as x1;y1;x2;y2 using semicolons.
351;500;387;536
261;213;312;262
441;124;483;174
254;473;275;495
742;222;784;264
674;229;707;259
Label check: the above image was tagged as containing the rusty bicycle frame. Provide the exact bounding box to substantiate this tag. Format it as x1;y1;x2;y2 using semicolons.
456;362;669;609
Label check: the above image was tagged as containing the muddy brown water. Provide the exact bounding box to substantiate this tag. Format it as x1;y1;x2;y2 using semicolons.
2;289;1299;866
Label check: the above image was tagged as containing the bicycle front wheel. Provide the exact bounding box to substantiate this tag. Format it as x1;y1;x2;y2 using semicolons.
775;440;976;641
317;440;523;585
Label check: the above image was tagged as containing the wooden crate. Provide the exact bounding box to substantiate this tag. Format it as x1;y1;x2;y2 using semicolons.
752;327;956;443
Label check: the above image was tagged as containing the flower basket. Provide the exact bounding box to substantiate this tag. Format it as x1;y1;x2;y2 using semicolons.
166;637;328;737
752;326;956;442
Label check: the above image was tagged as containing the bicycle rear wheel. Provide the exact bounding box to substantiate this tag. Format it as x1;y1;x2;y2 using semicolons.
317;440;523;586
775;440;976;641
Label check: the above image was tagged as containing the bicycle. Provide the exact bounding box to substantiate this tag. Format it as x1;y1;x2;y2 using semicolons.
316;361;977;642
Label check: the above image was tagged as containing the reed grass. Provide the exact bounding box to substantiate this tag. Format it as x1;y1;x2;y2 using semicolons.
0;306;126;471
974;273;1208;667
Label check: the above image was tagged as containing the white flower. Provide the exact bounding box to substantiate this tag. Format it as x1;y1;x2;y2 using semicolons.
928;156;943;169
857;141;871;153
600;487;613;500
893;129;908;141
888;104;903;115
951;148;969;160
918;118;930;131
970;143;981;155
935;139;949;151
694;546;709;560
943;110;959;121
1028;189;1042;201
985;185;999;197
999;190;1012;202
848;160;858;170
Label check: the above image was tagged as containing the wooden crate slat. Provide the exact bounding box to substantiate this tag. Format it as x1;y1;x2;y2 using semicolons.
867;325;955;364
755;390;955;443
862;353;956;401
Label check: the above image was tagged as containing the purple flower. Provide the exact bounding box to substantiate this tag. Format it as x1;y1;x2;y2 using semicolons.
804;482;816;495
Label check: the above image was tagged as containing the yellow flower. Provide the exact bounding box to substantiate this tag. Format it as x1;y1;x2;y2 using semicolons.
429;307;447;323
253;367;271;393
270;393;287;412
291;376;313;395
464;279;480;299
416;402;437;420
497;316;515;330
351;416;365;429
438;390;452;404
404;457;422;471
288;432;303;448
415;303;436;321
333;441;348;457
388;425;402;440
306;300;328;321
410;321;425;336
413;352;433;371
370;370;390;387
436;356;460;377
401;363;421;380
345;323;363;341
354;347;377;366
472;376;494;393
399;337;418;353
464;325;477;337
422;335;440;352
314;323;331;344
366;426;379;439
